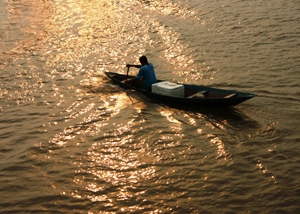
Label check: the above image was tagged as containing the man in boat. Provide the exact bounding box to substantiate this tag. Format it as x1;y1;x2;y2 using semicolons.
126;55;157;90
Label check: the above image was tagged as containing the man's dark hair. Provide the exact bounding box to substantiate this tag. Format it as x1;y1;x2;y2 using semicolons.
139;55;148;64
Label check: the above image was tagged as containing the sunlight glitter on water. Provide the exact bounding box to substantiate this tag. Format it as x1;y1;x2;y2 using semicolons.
1;0;300;213
77;135;158;207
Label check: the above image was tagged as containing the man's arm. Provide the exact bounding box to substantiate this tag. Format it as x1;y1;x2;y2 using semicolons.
126;64;141;68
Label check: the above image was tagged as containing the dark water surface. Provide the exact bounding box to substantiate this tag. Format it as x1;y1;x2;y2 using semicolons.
0;0;299;213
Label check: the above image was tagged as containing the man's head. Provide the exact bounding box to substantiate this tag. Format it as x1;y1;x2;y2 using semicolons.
139;55;148;65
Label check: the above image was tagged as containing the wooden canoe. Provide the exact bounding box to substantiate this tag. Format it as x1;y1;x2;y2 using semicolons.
105;72;256;106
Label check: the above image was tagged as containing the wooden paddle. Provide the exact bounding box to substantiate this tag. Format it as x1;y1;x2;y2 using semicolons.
125;65;130;84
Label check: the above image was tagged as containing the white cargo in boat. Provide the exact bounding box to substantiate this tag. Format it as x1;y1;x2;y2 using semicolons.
151;81;184;97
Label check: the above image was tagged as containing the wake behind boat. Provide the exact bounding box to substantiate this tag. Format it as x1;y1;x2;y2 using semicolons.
105;71;256;106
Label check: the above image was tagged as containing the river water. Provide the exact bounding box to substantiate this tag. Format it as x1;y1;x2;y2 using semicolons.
0;0;299;213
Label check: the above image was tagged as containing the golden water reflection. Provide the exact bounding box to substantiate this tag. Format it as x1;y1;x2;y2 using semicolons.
82;127;157;205
49;91;139;146
47;89;156;206
159;107;184;138
138;0;199;18
8;0;236;210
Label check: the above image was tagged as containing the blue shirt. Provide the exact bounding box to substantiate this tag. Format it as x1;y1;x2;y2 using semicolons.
136;63;157;89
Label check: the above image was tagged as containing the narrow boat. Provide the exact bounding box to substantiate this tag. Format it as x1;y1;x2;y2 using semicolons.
105;71;256;106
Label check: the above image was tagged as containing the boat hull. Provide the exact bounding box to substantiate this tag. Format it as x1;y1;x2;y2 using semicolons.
105;72;256;106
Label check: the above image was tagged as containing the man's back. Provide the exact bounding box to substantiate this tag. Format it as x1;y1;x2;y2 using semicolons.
136;63;157;89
